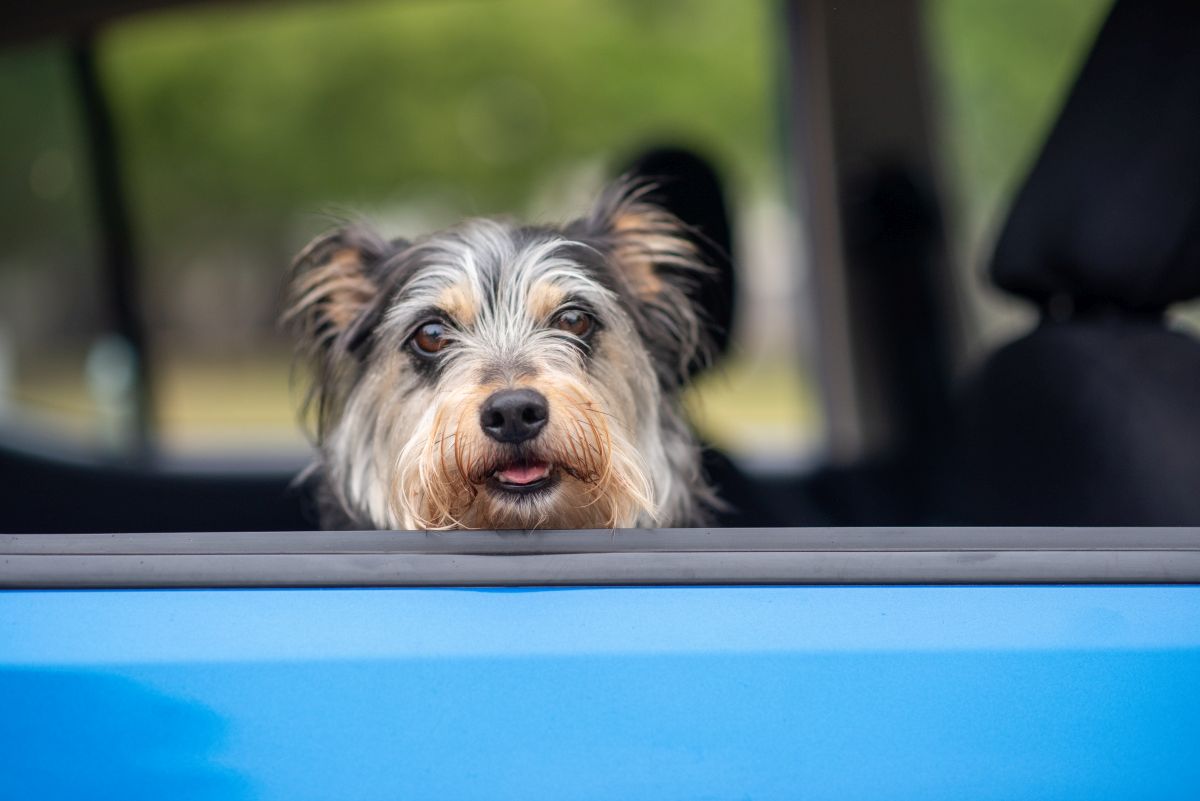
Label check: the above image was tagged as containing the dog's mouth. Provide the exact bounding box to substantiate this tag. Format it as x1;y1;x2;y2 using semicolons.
487;459;557;496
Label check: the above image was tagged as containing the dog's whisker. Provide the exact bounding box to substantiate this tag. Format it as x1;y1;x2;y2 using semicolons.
568;401;619;422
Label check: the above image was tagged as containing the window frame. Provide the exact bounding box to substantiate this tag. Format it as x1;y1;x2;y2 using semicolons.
4;527;1199;588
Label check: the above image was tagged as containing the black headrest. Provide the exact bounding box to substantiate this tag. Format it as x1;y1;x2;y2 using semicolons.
623;147;736;365
991;0;1200;313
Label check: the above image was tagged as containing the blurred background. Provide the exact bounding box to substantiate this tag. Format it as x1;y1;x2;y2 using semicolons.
0;0;1110;469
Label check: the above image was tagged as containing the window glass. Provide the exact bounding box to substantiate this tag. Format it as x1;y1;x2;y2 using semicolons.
0;45;118;448
100;0;816;466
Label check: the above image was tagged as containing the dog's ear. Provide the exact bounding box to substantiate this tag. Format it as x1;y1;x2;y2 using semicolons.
576;181;711;387
284;226;405;361
586;181;705;300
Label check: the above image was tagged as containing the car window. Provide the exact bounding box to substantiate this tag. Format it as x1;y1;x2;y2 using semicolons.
91;0;817;468
0;44;119;449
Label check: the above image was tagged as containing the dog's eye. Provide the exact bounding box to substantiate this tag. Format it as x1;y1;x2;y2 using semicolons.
552;309;594;339
410;321;448;357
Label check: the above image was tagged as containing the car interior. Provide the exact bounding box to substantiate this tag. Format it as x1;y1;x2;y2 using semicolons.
2;0;1197;534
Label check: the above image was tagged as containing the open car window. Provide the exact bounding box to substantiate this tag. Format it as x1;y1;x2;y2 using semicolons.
3;0;1199;535
94;0;815;468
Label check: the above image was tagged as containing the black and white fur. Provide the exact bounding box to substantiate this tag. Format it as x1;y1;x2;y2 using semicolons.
285;182;716;530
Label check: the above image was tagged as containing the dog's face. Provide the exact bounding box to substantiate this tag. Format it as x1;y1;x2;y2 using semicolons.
286;184;711;530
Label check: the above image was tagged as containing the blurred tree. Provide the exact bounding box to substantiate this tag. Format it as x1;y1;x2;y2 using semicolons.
0;0;1113;277
0;0;1118;450
99;0;774;257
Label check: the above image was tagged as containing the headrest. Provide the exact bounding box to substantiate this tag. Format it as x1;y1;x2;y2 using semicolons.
990;0;1200;313
623;147;736;366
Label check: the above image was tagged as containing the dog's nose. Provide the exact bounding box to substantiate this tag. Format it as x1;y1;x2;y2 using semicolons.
480;388;549;443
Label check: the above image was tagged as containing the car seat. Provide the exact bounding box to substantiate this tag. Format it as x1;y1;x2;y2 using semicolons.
927;0;1200;524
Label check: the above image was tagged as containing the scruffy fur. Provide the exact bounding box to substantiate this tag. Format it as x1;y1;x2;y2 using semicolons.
285;183;716;530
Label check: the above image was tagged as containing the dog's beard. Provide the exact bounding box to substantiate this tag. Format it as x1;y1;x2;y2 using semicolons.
387;377;655;530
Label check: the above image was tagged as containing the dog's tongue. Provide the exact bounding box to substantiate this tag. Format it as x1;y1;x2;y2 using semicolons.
495;461;551;485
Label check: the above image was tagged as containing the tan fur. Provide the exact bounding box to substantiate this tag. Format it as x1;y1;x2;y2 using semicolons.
437;283;479;326
286;248;376;331
387;369;654;531
611;206;700;299
526;282;567;322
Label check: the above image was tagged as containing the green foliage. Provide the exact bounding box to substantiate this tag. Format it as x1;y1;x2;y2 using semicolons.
99;0;776;251
0;0;1113;273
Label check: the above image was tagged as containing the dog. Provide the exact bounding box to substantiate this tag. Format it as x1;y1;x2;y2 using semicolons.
284;182;718;530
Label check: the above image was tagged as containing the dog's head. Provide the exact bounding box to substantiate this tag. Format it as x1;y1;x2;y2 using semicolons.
285;182;713;530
